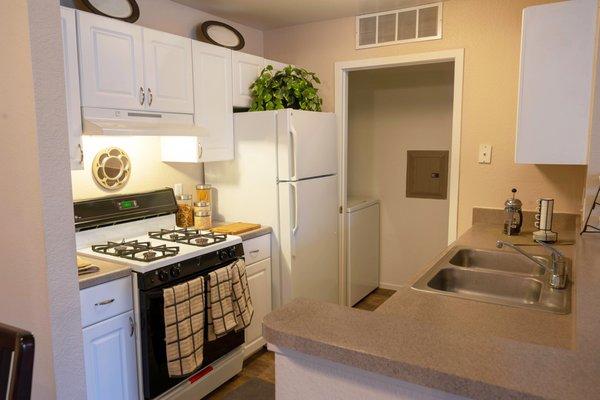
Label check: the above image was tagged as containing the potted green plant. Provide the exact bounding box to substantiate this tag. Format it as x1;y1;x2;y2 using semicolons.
249;65;323;112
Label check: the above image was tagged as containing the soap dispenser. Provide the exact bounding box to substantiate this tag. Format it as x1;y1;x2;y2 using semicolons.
503;188;523;236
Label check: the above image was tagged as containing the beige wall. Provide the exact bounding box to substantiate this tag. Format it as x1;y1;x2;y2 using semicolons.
264;0;587;235
61;0;263;56
348;63;454;287
71;136;203;200
0;0;85;398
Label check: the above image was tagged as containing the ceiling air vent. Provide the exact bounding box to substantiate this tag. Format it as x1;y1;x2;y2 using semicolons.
356;3;442;49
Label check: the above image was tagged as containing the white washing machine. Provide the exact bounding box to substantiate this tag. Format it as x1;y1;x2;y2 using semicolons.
346;198;380;306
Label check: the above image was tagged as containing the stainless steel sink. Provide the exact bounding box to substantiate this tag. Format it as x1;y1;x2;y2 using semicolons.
449;248;546;276
412;247;571;314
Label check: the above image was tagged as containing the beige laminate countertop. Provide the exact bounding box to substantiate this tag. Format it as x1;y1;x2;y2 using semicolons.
77;225;271;289
263;223;600;400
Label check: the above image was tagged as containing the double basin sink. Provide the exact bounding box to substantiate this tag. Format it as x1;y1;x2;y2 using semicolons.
412;247;571;314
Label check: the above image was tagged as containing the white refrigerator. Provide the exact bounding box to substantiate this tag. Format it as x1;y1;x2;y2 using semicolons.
205;109;339;307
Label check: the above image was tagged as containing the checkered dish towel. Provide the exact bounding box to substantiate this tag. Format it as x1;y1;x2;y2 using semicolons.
163;276;205;377
207;259;254;341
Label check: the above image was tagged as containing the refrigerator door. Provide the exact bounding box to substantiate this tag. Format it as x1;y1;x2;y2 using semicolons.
279;175;339;304
277;109;337;181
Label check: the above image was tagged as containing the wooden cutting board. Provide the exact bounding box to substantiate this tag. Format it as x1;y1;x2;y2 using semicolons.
211;222;261;235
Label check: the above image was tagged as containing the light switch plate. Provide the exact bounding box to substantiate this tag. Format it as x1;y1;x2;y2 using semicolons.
478;144;492;164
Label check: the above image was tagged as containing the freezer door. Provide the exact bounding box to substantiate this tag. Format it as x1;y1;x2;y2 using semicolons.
279;175;339;304
277;110;337;181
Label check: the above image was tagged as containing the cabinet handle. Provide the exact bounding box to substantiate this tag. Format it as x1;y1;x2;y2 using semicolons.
139;86;145;105
129;316;135;337
198;144;203;160
94;298;115;306
78;143;83;165
249;250;259;254
147;88;153;106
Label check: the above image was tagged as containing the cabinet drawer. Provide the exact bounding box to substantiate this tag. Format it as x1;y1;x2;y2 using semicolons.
80;276;133;328
243;234;270;265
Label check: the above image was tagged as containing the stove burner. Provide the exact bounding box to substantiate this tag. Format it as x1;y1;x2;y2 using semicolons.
91;240;179;262
148;228;227;247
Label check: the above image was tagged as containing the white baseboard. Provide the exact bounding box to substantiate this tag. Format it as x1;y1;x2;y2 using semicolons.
378;282;405;291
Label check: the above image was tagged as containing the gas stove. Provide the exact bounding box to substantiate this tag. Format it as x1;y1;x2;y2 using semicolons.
74;188;242;273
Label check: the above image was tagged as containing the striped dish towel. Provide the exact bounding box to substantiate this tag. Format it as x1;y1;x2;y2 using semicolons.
230;259;254;331
207;259;254;341
163;276;205;377
207;266;238;341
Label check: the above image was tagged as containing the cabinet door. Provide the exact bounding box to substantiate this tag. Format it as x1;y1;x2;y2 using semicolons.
232;51;264;108
77;11;144;110
515;0;596;164
60;7;83;170
83;311;138;400
244;258;272;358
193;41;234;162
143;28;194;113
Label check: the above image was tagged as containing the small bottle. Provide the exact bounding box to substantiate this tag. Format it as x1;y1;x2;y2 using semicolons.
176;194;194;228
196;184;212;203
503;188;523;236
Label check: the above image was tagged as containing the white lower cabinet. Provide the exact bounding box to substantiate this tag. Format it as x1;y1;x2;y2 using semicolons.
80;276;138;400
243;235;272;358
83;310;139;400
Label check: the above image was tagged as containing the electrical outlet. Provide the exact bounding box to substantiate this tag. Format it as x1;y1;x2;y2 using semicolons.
478;144;492;164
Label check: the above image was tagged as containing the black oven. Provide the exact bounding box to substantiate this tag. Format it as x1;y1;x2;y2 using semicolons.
136;244;245;400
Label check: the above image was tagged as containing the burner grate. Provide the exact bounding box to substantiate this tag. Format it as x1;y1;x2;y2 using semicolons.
148;228;227;247
91;239;179;262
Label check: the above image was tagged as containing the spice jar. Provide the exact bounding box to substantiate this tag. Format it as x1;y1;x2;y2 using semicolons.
194;210;212;230
196;184;212;203
176;194;194;228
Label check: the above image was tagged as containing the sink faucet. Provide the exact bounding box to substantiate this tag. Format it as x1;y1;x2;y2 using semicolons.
496;240;567;289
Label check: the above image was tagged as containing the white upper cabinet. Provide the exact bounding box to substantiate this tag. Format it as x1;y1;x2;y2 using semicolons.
143;28;194;113
77;11;145;110
77;11;193;114
515;0;597;165
232;51;265;108
193;41;234;162
60;7;83;170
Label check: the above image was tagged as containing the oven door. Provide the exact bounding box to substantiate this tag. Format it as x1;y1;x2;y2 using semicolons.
138;264;245;399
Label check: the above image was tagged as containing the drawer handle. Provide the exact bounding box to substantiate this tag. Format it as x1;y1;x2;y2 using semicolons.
94;298;115;307
249;250;259;256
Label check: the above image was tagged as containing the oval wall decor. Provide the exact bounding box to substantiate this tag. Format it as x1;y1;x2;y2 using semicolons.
81;0;140;23
198;21;245;50
92;147;131;191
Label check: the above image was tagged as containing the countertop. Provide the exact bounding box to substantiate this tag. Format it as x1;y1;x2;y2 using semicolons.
78;224;271;289
263;223;600;400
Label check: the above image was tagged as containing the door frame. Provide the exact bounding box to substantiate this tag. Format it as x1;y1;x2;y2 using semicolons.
335;49;464;305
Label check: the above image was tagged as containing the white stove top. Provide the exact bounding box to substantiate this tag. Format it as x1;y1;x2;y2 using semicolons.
78;233;242;273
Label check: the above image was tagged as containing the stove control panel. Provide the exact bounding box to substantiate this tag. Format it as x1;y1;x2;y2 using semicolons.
137;244;244;291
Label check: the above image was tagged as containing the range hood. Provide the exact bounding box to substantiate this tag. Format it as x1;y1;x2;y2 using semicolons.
82;107;207;136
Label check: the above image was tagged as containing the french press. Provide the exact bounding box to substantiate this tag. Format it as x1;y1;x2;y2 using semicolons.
503;188;523;236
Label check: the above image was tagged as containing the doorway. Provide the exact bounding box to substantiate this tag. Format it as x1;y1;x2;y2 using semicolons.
336;50;464;304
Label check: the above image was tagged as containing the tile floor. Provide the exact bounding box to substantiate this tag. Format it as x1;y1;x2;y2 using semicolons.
205;288;396;399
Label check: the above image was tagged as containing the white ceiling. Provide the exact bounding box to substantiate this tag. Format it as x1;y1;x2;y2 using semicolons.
171;0;445;30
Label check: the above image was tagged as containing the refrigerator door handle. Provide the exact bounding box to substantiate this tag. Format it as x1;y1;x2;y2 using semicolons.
290;182;299;236
289;124;298;181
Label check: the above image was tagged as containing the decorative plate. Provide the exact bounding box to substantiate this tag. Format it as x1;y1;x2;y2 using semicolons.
81;0;140;23
92;147;131;191
198;21;245;50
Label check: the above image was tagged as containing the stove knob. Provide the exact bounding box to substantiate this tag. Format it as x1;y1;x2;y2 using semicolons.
170;265;181;278
227;248;237;258
218;250;228;261
158;270;169;281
